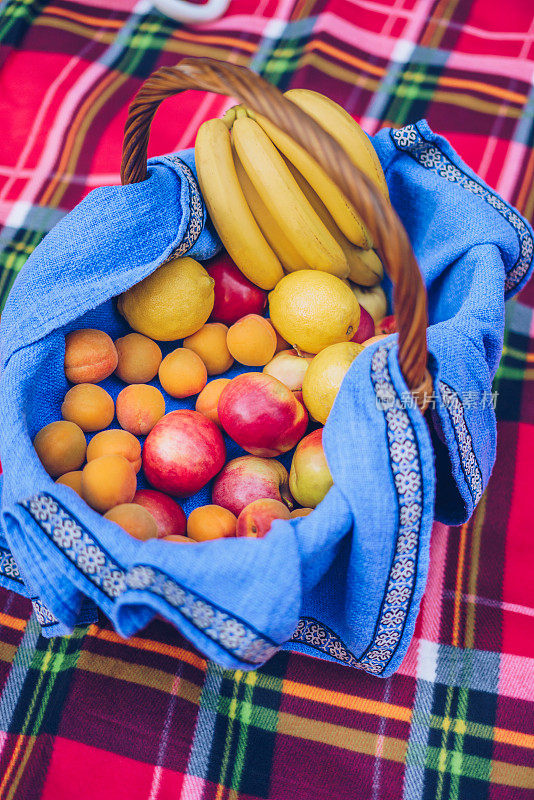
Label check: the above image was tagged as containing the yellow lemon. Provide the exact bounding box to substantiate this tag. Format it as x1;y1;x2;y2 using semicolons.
117;257;214;341
269;270;360;354
302;341;364;423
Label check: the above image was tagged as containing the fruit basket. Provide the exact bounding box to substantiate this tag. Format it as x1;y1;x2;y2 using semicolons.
0;58;532;676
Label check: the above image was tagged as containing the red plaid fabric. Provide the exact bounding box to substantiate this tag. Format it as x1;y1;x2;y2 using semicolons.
0;0;533;798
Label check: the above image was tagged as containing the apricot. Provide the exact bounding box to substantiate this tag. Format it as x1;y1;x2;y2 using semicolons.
275;329;291;354
290;508;313;518
116;384;165;436
163;534;196;543
61;384;115;432
114;333;162;384
56;470;84;496
33;420;86;478
104;503;158;540
87;429;142;473
187;505;237;542
226;315;277;366
183;323;234;376
158;348;207;399
195;378;231;427
64;328;118;384
81;454;137;513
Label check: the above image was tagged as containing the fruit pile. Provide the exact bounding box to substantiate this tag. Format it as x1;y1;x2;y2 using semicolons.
32;90;394;544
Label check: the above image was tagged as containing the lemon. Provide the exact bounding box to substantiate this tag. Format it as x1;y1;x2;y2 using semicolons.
268;270;360;354
302;341;364;424
117;257;214;341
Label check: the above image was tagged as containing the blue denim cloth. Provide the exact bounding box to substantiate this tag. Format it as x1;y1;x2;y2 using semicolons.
0;123;531;676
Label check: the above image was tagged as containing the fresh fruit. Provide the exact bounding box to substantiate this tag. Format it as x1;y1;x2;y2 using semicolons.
226;314;277;366
218;373;308;457
284;160;375;282
274;330;291;354
289;428;333;508
269;270;360;354
246;109;371;249
290;508;313;518
158;348;207;398
143;410;226;497
117;257;215;341
284;88;389;198
187;505;237;541
195;378;231;426
263;349;313;402
195;119;283;290
350;283;387;323
33;421;86;478
208;255;267;325
233;147;306;272
183;323;233;376
116;384;165;436
114;333;162;384
87;429;142;473
104;504;158;540
302;341;364;424
133;489;186;538
212;455;293;517
55;470;84;496
164;534;196;543
61;384;115;432
236;499;290;538
81;455;137;513
346;249;383;286
64;329;118;384
362;334;388;347
351;306;375;344
376;315;397;335
232;116;348;277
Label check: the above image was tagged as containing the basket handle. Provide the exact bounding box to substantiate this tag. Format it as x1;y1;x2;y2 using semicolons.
121;57;432;406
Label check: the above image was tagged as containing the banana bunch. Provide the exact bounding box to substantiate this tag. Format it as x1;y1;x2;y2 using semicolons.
194;89;388;290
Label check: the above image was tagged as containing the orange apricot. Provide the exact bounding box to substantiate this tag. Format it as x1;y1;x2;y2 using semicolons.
195;378;231;427
33;420;87;478
87;429;142;473
158;348;207;398
163;534;196;543
226;314;277;366
275;329;291;354
81;454;137;513
64;328;118;384
56;470;84;496
187;505;237;541
61;384;115;432
116;384;165;436
183;323;234;376
114;333;162;384
290;508;313;518
104;503;158;540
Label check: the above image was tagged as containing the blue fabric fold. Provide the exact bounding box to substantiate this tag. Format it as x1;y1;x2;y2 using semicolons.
0;126;531;676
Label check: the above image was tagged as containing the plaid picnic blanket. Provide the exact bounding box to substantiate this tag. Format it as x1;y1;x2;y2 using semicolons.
0;0;533;798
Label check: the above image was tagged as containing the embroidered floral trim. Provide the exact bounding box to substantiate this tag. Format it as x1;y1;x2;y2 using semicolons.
291;617;360;666
125;565;279;664
292;344;423;675
161;156;204;260
0;546;23;584
390;123;533;295
438;381;483;504
18;495;279;664
30;597;58;627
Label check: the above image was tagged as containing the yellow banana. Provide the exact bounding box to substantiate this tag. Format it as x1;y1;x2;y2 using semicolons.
247;109;372;248
285;159;382;285
194;118;283;290
232;146;307;273
284;88;389;199
232;116;349;278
